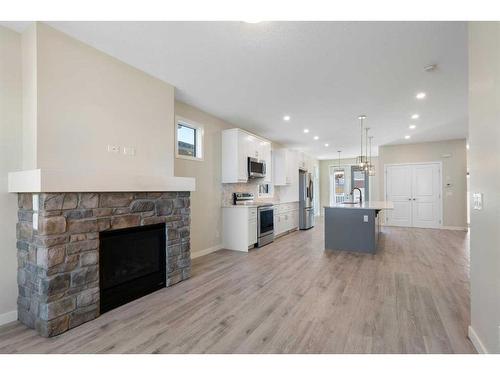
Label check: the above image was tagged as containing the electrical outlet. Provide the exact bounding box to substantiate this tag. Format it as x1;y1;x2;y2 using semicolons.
472;193;483;210
107;144;120;153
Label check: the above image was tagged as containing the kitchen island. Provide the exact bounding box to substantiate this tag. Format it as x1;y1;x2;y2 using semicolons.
324;201;394;254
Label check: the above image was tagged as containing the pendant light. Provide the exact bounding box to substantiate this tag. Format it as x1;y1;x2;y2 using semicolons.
364;127;370;172
356;115;367;168
368;136;376;176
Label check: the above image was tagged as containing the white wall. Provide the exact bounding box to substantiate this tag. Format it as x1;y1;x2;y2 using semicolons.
21;23;37;170
0;26;22;323
27;22;176;178
468;22;500;354
378;139;467;228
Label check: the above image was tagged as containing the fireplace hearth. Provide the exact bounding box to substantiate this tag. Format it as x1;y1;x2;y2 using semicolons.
16;192;191;337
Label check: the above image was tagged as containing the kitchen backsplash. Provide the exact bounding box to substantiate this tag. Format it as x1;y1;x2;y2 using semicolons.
222;180;281;205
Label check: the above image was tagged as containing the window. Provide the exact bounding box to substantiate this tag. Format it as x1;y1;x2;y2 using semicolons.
175;117;203;161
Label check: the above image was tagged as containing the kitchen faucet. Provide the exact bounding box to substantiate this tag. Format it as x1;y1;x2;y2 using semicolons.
351;187;362;204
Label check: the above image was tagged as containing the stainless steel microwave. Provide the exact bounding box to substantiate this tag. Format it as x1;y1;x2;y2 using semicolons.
248;157;266;179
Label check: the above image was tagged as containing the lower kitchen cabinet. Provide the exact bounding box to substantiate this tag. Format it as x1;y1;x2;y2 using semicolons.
223;202;299;252
223;207;257;252
248;218;257;247
274;202;299;237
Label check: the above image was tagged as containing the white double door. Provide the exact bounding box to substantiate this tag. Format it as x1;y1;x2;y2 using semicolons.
385;163;442;228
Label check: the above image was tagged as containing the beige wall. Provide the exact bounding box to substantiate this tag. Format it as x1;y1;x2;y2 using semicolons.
174;101;233;256
379;139;467;228
21;24;37;170
28;23;176;178
0;26;22;321
319;157;380;212
469;22;500;353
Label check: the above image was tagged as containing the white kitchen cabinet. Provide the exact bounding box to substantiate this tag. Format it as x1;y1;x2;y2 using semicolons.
296;151;316;172
248;218;257;247
291;209;299;229
274;202;299;237
260;141;272;184
298;152;306;170
223;206;257;251
273;148;293;186
222;128;273;183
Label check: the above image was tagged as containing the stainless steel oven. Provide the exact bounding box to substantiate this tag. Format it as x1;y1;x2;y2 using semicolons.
248;157;266;179
257;204;274;247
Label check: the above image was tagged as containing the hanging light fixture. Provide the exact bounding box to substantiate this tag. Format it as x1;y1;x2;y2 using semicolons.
364;127;370;172
368;136;376;176
356;115;367;168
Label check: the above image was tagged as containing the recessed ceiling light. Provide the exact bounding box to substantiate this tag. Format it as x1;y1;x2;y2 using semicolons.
324;143;329;147
303;129;309;133
411;114;419;120
283;115;291;121
416;92;426;100
409;124;416;129
313;136;319;140
404;135;411;140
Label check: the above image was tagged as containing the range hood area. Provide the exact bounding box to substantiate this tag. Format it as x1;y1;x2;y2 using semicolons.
9;22;195;193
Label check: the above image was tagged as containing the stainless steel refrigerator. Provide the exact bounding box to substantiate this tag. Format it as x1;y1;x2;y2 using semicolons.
299;170;315;230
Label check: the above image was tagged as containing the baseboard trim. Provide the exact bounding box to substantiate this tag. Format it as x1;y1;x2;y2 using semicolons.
381;223;468;231
0;310;17;327
442;226;468;231
468;325;488;354
191;244;223;259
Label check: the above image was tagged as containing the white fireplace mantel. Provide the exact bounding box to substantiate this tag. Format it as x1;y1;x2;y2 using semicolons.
8;169;195;193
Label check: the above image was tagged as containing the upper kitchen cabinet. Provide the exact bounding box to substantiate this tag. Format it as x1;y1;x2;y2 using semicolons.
273;148;293;186
222;128;272;183
297;151;315;172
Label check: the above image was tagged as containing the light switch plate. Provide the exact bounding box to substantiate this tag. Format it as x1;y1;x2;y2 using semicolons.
472;193;483;210
107;144;120;153
363;215;369;222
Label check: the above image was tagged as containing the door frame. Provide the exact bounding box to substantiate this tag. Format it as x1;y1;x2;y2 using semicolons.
384;161;443;228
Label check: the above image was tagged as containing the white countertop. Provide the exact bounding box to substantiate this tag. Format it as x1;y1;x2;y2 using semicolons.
325;201;394;210
222;200;298;208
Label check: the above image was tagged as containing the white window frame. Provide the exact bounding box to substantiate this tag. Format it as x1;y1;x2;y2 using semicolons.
175;116;204;161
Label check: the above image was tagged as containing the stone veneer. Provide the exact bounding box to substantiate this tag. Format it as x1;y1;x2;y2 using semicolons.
16;192;191;337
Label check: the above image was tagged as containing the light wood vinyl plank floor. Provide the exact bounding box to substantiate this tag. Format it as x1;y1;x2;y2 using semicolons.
0;222;475;353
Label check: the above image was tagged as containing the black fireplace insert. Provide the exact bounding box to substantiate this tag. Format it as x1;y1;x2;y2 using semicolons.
99;223;166;314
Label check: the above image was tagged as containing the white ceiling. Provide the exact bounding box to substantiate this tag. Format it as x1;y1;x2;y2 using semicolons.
2;21;468;158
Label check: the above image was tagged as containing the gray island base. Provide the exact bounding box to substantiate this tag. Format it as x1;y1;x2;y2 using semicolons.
324;201;394;254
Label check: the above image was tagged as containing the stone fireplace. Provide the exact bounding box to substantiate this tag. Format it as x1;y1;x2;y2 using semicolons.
16;192;191;337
